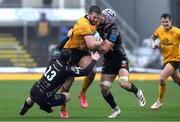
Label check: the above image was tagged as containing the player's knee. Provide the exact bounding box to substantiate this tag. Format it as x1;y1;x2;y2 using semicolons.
61;85;69;92
62;92;71;102
79;56;92;67
160;76;166;85
100;81;111;95
100;81;112;88
26;97;34;106
160;80;166;86
119;76;128;83
118;77;130;88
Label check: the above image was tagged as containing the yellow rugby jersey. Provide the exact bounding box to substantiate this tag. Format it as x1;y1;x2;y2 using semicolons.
154;25;180;63
64;16;97;48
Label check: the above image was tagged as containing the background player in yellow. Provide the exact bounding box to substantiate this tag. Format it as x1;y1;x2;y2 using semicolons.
60;5;102;118
151;13;180;110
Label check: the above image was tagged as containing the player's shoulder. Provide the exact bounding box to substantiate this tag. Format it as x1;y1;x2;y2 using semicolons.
172;26;179;29
154;25;163;34
75;16;92;30
109;23;120;35
77;16;90;26
157;25;163;31
172;26;180;33
107;24;120;43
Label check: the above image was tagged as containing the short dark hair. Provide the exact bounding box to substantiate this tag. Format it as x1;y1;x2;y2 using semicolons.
59;48;72;63
160;13;172;20
88;5;101;15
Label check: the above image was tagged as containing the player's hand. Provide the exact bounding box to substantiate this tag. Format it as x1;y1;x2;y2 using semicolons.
152;40;160;49
67;28;73;37
151;38;160;49
91;52;100;61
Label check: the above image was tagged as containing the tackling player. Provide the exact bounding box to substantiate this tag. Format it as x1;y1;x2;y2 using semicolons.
97;8;146;118
19;49;100;116
150;13;180;110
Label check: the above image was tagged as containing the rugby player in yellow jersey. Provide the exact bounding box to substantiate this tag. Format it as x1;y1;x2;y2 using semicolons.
151;13;180;110
59;5;102;118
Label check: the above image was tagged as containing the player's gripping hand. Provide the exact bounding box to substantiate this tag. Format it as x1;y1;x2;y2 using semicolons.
91;52;100;61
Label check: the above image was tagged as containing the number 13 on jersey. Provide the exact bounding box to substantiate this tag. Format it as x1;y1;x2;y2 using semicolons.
44;66;57;81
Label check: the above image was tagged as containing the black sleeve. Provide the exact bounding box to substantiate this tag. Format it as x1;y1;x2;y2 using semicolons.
67;60;97;76
56;36;70;50
51;36;70;61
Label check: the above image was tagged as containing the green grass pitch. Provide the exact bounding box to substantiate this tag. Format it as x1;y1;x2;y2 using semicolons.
0;80;180;121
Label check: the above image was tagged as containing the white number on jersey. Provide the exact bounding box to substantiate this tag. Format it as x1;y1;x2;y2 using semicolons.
44;66;57;81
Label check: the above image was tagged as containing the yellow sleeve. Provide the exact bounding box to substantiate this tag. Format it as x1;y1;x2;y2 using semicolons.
153;26;161;38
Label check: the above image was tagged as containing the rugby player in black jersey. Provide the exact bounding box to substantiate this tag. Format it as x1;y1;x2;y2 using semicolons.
97;9;146;118
19;34;100;116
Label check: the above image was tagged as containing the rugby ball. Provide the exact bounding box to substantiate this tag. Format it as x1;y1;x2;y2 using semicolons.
93;31;102;41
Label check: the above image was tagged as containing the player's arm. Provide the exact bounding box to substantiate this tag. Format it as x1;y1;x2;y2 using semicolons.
84;35;103;51
98;39;114;54
51;29;72;60
56;28;73;50
97;28;118;54
68;52;100;76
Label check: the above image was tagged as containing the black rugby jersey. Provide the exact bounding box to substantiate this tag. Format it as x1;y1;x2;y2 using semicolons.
32;59;97;97
97;23;127;60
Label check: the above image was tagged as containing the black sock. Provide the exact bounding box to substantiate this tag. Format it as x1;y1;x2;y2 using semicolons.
126;82;138;94
20;100;33;115
102;91;117;109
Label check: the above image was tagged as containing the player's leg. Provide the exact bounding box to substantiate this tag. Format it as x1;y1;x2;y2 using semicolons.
81;71;96;93
39;105;54;113
151;63;174;110
170;61;180;86
78;55;96;108
118;68;146;107
60;77;75;118
171;69;180;86
19;96;34;115
40;92;71;114
61;92;71;102
100;74;121;118
59;49;89;117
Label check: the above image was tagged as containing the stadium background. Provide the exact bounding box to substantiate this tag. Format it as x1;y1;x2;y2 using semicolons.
0;0;179;121
0;0;179;68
